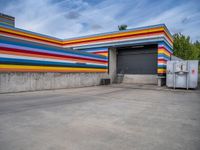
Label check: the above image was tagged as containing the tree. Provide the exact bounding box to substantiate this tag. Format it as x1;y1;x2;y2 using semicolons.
118;24;127;31
194;40;200;59
173;33;200;60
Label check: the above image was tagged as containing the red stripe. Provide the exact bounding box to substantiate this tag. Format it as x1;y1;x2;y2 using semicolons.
0;46;107;63
158;58;167;62
94;51;108;54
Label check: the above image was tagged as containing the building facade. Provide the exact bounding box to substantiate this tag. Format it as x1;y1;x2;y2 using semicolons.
0;13;173;93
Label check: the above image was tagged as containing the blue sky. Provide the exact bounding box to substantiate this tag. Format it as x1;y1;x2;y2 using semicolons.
1;0;200;41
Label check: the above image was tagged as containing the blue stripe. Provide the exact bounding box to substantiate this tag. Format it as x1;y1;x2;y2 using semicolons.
0;58;107;69
158;54;170;60
158;41;173;53
158;64;166;68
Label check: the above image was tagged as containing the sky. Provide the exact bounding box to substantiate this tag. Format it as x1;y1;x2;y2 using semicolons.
0;0;200;41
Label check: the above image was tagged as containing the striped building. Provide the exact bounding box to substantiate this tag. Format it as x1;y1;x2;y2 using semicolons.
0;13;173;91
0;13;15;27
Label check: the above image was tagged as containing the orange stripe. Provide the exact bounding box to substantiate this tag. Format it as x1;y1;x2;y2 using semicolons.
63;28;172;45
0;31;61;46
63;27;164;44
63;32;164;47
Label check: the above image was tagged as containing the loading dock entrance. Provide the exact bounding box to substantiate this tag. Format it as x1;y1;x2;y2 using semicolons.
117;44;157;74
116;44;158;84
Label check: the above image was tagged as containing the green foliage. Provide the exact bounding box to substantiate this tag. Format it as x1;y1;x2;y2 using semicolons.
173;33;200;60
118;24;128;31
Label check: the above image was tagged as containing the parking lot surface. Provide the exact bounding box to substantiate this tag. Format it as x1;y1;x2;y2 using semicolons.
0;84;200;150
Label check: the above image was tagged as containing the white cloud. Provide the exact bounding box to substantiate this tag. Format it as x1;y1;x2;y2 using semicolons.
1;0;200;41
133;2;200;41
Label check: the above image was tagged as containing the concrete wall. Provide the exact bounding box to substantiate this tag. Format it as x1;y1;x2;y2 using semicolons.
122;74;157;84
108;47;117;83
0;72;108;93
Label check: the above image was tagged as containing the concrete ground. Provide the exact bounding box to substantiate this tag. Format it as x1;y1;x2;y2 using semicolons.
0;84;200;150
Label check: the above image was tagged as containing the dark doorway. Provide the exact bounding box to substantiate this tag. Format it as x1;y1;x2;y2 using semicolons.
117;44;157;74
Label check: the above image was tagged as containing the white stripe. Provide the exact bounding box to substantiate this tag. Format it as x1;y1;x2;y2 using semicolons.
158;63;166;65
0;54;106;66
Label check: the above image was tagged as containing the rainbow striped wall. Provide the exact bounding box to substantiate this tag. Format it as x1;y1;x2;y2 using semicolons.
0;13;15;27
67;24;173;76
63;25;173;49
0;21;173;75
157;42;173;75
0;36;108;73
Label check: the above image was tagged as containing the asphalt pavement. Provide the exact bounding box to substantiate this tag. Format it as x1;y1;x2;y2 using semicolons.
0;85;200;150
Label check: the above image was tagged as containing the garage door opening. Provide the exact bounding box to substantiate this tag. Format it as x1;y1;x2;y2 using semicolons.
116;44;158;84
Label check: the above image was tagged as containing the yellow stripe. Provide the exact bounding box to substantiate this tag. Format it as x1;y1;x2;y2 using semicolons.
158;48;170;53
0;27;62;44
100;53;108;57
157;69;166;73
158;49;171;57
63;27;165;44
97;53;108;57
0;64;107;72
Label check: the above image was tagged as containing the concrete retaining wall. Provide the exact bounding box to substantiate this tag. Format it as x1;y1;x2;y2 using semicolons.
122;74;157;84
0;72;108;93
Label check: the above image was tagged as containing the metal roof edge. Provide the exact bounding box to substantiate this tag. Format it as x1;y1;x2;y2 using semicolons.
62;24;166;41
